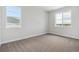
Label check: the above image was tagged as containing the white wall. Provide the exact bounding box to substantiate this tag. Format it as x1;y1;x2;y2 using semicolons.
1;6;79;44
1;6;48;44
48;6;79;39
0;7;4;44
0;7;2;44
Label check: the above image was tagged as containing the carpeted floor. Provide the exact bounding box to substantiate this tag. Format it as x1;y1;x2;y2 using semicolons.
0;34;79;52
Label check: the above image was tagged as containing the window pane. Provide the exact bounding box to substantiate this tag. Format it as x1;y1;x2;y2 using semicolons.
63;11;71;26
55;13;62;26
6;6;21;28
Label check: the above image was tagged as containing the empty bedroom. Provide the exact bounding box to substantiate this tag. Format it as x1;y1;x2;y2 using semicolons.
0;6;79;52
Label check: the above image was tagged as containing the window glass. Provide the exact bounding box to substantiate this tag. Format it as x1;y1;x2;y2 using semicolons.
55;12;62;26
55;10;71;27
63;11;71;26
6;6;21;28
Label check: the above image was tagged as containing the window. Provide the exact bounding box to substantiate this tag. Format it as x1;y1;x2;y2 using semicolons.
63;11;71;26
55;10;71;27
55;12;62;26
6;6;21;28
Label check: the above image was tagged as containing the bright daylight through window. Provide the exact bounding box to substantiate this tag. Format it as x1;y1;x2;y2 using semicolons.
55;10;71;27
6;6;21;28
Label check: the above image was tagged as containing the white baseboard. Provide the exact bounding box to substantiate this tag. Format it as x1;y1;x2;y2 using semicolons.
48;33;79;39
2;32;78;45
1;33;46;44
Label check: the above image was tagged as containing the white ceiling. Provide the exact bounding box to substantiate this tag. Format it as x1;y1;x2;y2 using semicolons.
39;6;64;11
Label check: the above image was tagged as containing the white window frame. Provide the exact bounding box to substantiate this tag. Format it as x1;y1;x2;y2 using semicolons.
63;10;71;26
55;10;71;27
55;12;63;27
5;6;22;28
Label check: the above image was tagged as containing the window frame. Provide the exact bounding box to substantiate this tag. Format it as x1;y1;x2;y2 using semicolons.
55;10;72;27
55;12;63;27
63;10;71;26
5;6;22;28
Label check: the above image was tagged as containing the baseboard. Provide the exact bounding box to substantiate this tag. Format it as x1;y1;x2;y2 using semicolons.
2;32;78;45
47;33;79;40
1;33;46;44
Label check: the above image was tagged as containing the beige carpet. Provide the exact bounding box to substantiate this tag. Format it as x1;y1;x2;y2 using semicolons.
0;34;79;52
